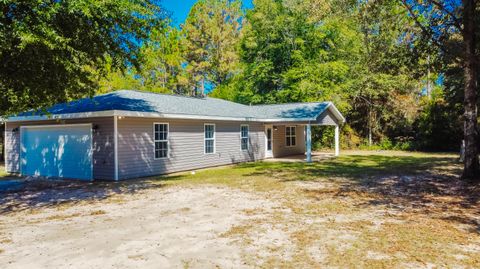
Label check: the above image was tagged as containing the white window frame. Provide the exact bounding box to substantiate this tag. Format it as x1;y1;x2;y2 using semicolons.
153;122;169;159
204;123;216;154
240;124;249;151
286;126;296;147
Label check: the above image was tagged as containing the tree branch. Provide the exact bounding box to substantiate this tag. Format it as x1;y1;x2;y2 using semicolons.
430;0;462;30
400;0;445;51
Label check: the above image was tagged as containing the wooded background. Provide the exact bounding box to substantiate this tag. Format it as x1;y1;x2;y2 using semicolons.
1;0;479;177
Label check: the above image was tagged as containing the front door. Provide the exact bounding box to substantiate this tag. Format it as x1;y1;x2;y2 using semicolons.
265;125;273;158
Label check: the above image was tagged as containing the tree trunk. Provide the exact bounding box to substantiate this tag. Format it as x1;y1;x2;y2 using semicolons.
0;123;4;163
461;0;479;180
427;55;431;98
201;77;205;97
368;108;372;146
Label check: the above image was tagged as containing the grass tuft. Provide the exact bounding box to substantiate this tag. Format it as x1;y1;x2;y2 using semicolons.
154;151;480;268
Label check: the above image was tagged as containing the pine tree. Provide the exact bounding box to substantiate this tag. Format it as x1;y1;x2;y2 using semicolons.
182;0;243;96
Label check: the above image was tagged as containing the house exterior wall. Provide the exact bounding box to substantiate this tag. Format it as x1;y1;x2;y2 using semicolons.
4;117;115;180
316;109;339;126
117;118;265;180
4;112;337;180
272;125;306;158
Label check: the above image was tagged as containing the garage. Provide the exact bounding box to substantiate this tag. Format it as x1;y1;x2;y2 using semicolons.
20;124;93;180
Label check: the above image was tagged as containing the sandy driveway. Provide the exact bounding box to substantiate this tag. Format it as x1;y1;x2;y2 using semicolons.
1;152;480;268
0;185;278;269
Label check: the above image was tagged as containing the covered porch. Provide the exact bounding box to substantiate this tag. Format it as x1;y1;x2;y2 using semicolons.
264;122;340;163
262;100;345;163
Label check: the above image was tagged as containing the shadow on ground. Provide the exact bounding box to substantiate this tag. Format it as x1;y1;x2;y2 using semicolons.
0;177;166;214
238;154;480;233
1;154;479;233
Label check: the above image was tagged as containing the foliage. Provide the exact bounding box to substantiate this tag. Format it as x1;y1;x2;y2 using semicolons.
97;58;143;94
349;0;424;146
233;0;358;109
413;89;463;151
229;0;428;149
400;0;479;179
139;27;189;94
0;0;165;115
4;0;475;155
181;0;243;96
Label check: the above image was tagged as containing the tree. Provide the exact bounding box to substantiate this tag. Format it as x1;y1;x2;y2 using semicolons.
139;27;189;94
0;0;164;115
236;0;423;147
98;25;189;95
414;87;463;151
97;58;143;94
182;0;243;96
401;0;480;180
236;0;359;106
350;0;423;146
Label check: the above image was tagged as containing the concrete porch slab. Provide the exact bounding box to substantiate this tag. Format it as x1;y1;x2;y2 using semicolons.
263;152;336;163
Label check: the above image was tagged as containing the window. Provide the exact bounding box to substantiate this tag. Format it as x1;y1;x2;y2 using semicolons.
154;123;169;159
204;124;215;154
241;125;249;150
286;126;296;147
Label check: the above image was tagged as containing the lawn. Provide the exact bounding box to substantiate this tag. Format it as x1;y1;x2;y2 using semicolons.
1;151;479;268
0;163;6;178
158;151;480;268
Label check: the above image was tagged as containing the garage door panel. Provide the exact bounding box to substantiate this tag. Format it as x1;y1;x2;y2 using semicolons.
20;125;93;180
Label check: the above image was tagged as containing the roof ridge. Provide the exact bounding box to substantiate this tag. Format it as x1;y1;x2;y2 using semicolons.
115;89;211;101
252;101;330;107
105;90;329;108
112;89;251;107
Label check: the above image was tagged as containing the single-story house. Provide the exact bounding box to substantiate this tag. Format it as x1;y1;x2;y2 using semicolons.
4;90;345;181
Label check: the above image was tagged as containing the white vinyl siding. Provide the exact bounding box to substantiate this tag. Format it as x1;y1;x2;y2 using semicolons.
154;123;169;159
286;126;296;147
204;124;215;154
116;119;266;179
241;125;249;150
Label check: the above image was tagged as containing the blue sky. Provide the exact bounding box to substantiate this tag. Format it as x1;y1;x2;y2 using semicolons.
162;0;253;26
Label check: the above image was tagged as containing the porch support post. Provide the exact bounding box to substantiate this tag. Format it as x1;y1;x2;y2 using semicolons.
306;122;312;163
334;124;340;157
114;115;119;181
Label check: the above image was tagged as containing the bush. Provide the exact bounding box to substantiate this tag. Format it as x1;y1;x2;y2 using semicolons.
357;137;414;151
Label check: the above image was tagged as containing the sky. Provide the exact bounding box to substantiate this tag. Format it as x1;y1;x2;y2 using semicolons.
162;0;253;26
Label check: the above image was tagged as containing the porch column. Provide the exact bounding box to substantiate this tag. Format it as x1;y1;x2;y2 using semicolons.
334;124;340;157
114;115;119;181
306;123;312;163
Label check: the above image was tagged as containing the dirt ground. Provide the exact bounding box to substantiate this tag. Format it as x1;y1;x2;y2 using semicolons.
0;151;480;268
0;185;280;268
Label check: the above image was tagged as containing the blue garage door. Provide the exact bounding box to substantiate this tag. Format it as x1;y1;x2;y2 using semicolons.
20;124;93;180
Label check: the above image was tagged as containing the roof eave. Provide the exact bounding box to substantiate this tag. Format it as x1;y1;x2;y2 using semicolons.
6;110;318;123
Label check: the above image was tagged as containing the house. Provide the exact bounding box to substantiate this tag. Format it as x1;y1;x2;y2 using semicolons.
4;90;345;181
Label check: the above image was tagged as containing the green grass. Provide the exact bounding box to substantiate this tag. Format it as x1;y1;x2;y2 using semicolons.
151;151;480;268
3;151;477;268
0;163;7;178
158;151;460;191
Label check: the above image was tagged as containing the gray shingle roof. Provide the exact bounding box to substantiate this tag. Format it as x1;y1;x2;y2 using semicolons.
14;90;344;122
